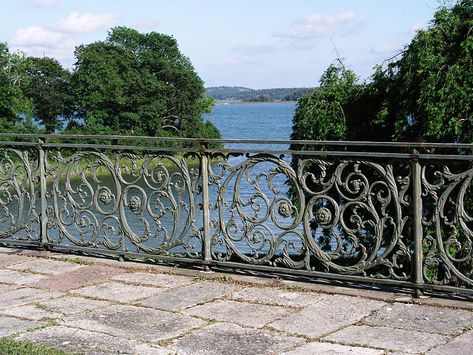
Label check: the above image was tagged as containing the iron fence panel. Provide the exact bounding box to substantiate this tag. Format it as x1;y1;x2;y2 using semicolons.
0;134;470;297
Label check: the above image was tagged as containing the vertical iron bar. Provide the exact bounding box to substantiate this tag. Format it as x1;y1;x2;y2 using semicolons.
38;138;48;246
412;150;423;297
200;143;211;268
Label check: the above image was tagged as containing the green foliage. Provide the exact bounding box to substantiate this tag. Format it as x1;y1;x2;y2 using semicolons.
71;26;219;139
0;337;70;355
0;28;219;140
387;0;473;142
292;0;472;143
0;42;33;132
206;86;313;102
23;57;73;133
291;61;358;141
246;94;272;102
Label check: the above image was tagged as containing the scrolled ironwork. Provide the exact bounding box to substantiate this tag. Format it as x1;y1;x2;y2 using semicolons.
0;147;39;241
209;154;412;280
0;134;471;297
422;163;473;288
44;148;202;258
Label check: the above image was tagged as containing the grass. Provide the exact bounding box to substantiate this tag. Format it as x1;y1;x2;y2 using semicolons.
56;256;93;265
192;274;207;282
53;152;201;180
0;337;71;355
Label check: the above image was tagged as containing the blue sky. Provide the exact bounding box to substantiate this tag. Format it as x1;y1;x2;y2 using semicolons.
0;0;441;88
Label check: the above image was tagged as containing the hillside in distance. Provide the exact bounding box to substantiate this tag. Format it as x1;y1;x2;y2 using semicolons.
206;86;314;102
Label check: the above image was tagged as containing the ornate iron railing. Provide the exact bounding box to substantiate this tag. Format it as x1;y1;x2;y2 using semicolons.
0;133;472;297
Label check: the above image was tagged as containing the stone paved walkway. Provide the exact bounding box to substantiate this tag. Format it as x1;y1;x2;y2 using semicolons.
0;247;472;355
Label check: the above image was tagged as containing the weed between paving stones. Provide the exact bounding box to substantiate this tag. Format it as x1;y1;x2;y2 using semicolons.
55;257;93;266
0;337;70;355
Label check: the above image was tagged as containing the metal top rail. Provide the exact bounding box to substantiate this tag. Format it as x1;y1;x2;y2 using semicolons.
0;132;472;150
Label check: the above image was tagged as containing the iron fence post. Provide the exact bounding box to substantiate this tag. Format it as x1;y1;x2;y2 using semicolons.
412;149;424;297
38;138;48;246
200;143;212;269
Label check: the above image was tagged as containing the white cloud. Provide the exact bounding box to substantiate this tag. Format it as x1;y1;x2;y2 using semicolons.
222;55;263;66
15;41;75;60
232;44;277;55
133;18;160;31
11;26;65;46
9;10;119;65
274;11;357;39
371;42;403;55
219;44;277;68
55;11;119;33
29;0;58;8
288;41;318;50
410;21;426;33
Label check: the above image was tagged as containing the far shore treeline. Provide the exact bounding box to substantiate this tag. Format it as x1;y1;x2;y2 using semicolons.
0;26;220;140
205;86;314;102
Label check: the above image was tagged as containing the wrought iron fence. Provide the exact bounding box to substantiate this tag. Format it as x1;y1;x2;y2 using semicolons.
0;133;472;297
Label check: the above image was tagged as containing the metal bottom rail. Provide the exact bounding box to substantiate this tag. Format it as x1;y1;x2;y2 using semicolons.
2;242;467;300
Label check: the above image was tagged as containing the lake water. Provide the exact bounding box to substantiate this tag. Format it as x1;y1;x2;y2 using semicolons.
204;102;296;142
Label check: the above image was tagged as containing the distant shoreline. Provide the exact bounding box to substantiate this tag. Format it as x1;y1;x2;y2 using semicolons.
215;101;297;105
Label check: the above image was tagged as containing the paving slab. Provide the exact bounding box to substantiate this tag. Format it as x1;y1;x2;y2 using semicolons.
37;296;110;315
0;253;30;267
0;304;63;320
138;281;236;310
323;325;449;353
8;258;84;275
0;316;44;336
112;271;193;288
62;304;205;342
0;287;63;310
364;302;473;335
413;297;473;311
0;269;47;284
184;299;290;327
270;295;385;338
27;264;127;291
73;281;162;302
169;322;305;355
427;329;473;355
16;249;55;258
0;246;18;254
18;325;170;355
0;283;19;292
231;286;325;307
281;342;384;354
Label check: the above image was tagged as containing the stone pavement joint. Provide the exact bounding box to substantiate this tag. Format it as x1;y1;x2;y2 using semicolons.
323;325;449;353
0;248;472;354
7;258;85;275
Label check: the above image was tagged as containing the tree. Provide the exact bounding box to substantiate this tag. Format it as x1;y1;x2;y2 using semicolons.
0;43;34;132
23;57;72;133
385;0;473;142
291;62;358;142
292;0;472;144
71;26;219;139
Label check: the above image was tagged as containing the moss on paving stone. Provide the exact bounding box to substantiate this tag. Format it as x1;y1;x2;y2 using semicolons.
0;337;71;355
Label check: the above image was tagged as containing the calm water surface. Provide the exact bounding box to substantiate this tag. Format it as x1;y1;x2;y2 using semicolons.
204;102;296;142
